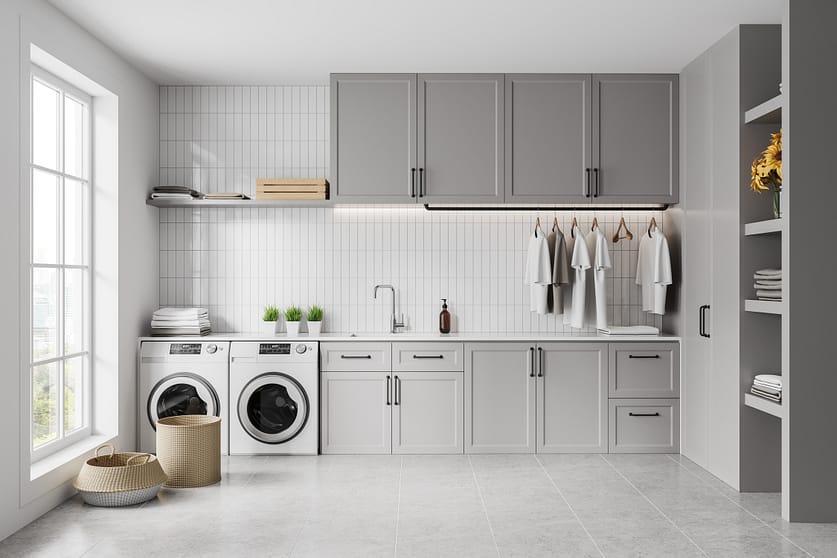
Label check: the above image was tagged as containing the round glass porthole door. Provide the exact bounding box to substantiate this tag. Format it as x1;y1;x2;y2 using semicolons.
238;372;309;444
148;372;220;430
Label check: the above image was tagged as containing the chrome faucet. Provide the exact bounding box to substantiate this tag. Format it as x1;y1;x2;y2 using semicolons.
373;284;405;334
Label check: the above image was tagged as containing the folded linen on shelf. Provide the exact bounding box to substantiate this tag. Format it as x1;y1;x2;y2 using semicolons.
149;192;194;199
752;383;781;397
153;307;209;318
150;327;211;336
754;374;782;389
151;320;210;328
204;192;250;200
756;290;782;300
597;325;660;336
753;283;782;290
754;268;782;277
751;386;782;402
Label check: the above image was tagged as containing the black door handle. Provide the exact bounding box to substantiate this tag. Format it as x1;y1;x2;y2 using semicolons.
629;412;660;417
699;305;711;338
528;347;535;378
386;375;391;406
699;305;705;337
413;354;444;359
585;168;591;198
419;168;425;197
395;376;401;406
628;355;661;359
410;168;416;198
341;354;372;359
537;347;544;377
593;168;600;197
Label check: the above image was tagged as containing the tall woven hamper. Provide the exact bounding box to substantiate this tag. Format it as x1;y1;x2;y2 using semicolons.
156;415;221;488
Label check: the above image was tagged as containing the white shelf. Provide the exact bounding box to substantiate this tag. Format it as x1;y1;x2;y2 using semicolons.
745;393;783;419
745;218;783;236
146;198;333;209
745;299;783;315
744;94;783;124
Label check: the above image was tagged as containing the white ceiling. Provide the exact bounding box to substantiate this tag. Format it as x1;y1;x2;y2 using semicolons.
47;0;783;85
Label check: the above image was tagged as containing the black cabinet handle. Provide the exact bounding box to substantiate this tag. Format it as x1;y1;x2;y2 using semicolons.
628;355;660;359
593;168;600;197
413;355;444;359
395;375;401;406
629;412;660;417
528;347;535;378
386;376;391;405
341;354;372;359
585;168;591;198
537;347;544;377
699;305;705;337
419;168;425;197
699;305;711;338
410;168;416;198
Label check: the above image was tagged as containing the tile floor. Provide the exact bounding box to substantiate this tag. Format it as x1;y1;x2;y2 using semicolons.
2;454;835;557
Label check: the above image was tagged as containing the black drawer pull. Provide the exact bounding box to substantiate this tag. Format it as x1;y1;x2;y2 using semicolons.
413;355;444;359
628;355;660;359
629;412;661;417
341;354;372;359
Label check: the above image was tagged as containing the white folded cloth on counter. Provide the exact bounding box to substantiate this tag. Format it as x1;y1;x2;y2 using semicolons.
597;325;660;336
153;307;209;319
754;268;782;278
151;319;211;328
754;374;782;390
751;386;782;402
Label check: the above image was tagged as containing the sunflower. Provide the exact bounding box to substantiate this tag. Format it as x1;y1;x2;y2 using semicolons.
750;129;782;192
751;159;769;192
762;130;782;179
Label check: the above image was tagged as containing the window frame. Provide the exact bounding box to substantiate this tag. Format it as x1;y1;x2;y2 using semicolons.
29;65;93;462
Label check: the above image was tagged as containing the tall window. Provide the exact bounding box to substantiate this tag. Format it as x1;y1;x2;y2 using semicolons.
30;66;92;460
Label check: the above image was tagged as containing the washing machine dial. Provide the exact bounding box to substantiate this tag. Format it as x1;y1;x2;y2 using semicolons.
205;343;218;354
295;344;307;354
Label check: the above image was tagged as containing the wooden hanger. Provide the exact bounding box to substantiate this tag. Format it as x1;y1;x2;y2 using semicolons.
612;216;634;243
534;216;541;237
552;216;560;233
647;216;658;238
591;216;599;231
571;216;578;238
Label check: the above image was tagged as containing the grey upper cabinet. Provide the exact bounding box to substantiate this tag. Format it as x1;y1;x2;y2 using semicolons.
417;74;505;203
592;75;679;203
505;75;592;203
330;74;416;203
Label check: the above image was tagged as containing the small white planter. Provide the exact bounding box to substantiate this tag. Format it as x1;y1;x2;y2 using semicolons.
285;321;301;337
260;320;277;336
307;321;322;336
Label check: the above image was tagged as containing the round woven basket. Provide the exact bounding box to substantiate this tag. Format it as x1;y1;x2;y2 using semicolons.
73;444;168;507
156;415;221;488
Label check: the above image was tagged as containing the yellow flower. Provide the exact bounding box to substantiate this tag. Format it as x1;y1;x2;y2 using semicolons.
763;139;782;180
751;159;769;192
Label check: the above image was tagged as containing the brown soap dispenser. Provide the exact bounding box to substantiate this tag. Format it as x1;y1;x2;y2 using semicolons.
439;299;451;334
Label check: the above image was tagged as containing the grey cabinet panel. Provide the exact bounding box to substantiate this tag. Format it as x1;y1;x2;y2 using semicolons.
320;342;392;372
592;75;679;203
505;75;592;203
320;371;392;454
331;74;416;202
392;371;464;454
609;343;680;398
465;343;535;453
418;75;504;203
609;398;680;454
537;343;608;453
392;342;464;372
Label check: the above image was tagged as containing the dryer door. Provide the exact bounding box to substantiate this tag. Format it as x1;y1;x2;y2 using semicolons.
148;372;220;430
238;372;309;444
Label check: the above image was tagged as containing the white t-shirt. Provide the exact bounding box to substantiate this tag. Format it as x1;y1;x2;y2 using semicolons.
565;227;591;329
636;229;672;315
547;228;570;316
525;227;552;314
584;227;612;330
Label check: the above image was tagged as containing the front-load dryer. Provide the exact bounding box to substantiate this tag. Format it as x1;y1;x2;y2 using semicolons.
229;341;318;455
139;341;230;454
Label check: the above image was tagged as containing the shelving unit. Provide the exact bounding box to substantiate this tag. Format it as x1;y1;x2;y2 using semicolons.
146;198;333;209
744;299;783;315
744;93;782;124
744;218;783;236
744;393;783;419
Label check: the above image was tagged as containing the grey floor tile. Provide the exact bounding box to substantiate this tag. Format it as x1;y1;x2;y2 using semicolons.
493;520;601;558
395;533;499;558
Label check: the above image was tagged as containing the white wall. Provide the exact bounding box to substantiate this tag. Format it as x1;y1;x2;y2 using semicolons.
0;0;158;540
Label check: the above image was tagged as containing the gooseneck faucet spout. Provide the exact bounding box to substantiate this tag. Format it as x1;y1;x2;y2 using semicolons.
373;284;405;334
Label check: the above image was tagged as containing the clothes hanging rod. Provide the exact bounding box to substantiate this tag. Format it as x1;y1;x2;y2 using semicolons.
422;204;667;212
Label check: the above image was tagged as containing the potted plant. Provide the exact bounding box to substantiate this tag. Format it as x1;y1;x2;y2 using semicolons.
261;305;279;336
307;305;324;336
284;305;302;337
750;129;783;218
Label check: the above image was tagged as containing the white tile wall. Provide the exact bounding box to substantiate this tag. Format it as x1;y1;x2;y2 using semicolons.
158;85;665;334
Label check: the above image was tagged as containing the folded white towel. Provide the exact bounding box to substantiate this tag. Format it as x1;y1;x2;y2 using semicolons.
756;290;782;299
751;386;782;402
151;320;211;328
153;307;209;318
753;284;782;291
752;382;781;396
754;374;782;389
755;278;782;284
754;268;782;277
597;326;660;336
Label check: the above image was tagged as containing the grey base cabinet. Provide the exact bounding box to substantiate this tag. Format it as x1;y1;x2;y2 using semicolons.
320;371;392;454
393;372;464;454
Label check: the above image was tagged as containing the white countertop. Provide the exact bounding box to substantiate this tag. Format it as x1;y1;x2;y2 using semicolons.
139;332;680;343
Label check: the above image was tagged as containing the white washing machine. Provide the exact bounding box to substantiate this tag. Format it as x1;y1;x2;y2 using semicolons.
229;341;318;455
138;341;229;454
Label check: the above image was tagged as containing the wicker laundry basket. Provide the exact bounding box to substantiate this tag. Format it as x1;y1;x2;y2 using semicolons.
156;415;221;488
73;444;168;507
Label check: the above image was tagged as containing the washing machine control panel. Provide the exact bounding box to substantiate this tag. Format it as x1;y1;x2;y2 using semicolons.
295;344;308;354
259;343;291;355
205;343;218;354
169;343;202;355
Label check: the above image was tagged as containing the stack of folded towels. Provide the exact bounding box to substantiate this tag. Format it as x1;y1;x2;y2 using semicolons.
754;268;782;302
751;374;782;403
149;186;205;200
151;307;211;336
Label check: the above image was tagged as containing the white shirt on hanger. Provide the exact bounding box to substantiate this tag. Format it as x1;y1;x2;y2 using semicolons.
584;226;612;330
636;228;672;315
564;227;591;329
525;227;552;315
547;227;570;316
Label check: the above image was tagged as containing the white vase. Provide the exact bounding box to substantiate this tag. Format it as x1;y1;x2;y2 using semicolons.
260;320;276;336
286;321;300;337
308;321;322;336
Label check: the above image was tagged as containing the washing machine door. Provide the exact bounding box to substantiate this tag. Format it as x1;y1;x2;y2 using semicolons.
148;372;220;430
238;372;309;444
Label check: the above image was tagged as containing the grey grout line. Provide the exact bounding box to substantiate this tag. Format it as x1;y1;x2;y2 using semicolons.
467;455;501;558
534;455;606;558
393;456;404;558
665;455;815;557
599;455;709;557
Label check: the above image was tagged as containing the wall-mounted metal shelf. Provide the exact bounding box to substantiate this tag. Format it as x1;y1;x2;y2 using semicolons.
146;198;334;209
744;393;783;419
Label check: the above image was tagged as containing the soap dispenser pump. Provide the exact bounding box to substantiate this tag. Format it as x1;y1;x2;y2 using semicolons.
439;299;451;334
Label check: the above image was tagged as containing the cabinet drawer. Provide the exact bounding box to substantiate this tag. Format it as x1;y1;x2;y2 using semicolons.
609;399;679;453
320;342;391;371
392;342;464;372
609;343;679;398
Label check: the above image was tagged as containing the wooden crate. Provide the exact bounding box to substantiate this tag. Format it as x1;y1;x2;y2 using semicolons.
256;178;329;200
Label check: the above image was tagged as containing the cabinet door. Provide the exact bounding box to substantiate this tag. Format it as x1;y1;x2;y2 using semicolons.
418;74;504;203
392;372;463;454
536;343;608;453
465;343;535;453
330;74;416;202
320;371;392;454
592;74;679;203
505;74;592;203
